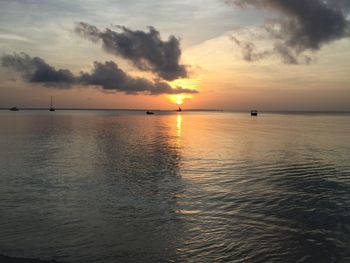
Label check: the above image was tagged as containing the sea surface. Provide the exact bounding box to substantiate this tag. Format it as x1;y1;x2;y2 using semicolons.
0;110;349;263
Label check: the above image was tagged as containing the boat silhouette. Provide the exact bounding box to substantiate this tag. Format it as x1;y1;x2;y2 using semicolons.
251;110;258;116
9;106;19;111
49;96;55;111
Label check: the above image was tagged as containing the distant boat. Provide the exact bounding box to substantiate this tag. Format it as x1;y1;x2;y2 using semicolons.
251;110;258;116
49;96;55;111
146;111;154;115
176;106;182;112
9;106;19;111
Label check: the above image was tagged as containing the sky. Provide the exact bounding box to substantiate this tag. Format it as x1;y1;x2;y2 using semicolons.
0;0;350;110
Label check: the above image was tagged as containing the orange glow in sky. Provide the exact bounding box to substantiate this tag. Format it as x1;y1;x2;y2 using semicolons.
168;77;200;106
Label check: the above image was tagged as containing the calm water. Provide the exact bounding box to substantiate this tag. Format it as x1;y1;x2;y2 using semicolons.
0;110;349;263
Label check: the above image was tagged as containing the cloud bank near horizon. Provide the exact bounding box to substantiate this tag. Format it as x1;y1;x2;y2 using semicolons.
227;0;350;64
1;53;198;95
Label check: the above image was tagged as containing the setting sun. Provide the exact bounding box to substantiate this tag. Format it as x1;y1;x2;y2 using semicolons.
176;95;183;105
167;77;201;106
168;94;193;106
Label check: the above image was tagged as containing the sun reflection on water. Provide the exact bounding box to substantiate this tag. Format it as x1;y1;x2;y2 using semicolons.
176;114;182;138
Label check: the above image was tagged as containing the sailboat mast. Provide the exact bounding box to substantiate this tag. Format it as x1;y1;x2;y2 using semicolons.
49;96;55;111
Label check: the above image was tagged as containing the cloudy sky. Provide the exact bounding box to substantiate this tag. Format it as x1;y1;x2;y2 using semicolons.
0;0;349;110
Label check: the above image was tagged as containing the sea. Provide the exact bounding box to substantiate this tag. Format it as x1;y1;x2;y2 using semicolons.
0;110;349;263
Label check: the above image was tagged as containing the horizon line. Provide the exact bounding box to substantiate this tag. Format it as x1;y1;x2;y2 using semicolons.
1;108;350;113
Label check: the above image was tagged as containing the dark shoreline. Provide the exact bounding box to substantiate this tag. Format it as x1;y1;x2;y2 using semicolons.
0;255;65;263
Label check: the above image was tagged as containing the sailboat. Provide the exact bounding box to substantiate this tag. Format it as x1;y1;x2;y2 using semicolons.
49;96;55;111
176;106;182;112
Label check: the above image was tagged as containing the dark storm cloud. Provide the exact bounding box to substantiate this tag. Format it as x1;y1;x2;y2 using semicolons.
2;52;74;86
75;22;188;80
1;53;197;95
227;0;350;64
